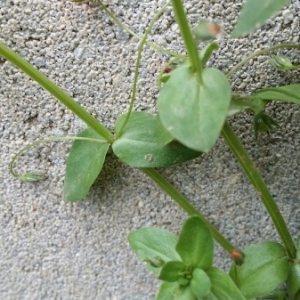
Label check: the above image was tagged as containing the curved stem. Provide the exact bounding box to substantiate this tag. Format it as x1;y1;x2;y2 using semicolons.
97;0;185;59
10;136;107;180
141;168;237;254
116;0;171;138
221;122;296;258
227;44;300;78
0;43;114;144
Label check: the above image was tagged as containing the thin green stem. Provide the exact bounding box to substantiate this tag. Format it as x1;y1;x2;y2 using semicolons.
141;168;236;254
171;0;202;81
10;136;108;180
97;0;185;59
227;44;300;78
221;122;296;258
0;43;114;144
116;1;171;138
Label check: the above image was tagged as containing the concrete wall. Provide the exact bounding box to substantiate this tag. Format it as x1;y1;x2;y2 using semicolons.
1;0;299;299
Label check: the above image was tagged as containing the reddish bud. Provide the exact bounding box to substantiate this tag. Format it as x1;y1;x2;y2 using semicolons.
207;23;221;35
193;20;221;41
164;67;173;74
230;249;245;266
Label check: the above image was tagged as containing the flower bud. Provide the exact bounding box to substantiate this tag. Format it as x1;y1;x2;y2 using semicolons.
230;249;245;266
164;67;173;74
269;55;294;71
19;172;46;182
193;20;221;41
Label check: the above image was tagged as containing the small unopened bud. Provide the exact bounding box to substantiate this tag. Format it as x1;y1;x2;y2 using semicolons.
269;55;295;71
143;256;165;268
18;172;46;182
164;67;173;74
193;20;221;41
230;249;245;266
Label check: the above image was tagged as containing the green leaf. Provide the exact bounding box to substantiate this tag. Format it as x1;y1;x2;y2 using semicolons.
159;261;187;282
176;216;213;270
112;112;202;167
228;94;267;117
260;290;287;299
156;282;195;300
231;0;290;37
287;262;300;297
160;74;171;84
190;268;211;298
158;65;231;152
128;227;181;276
205;267;246;300
229;241;289;299
287;236;300;296
198;42;219;66
254;84;300;104
156;114;174;146
63;128;109;202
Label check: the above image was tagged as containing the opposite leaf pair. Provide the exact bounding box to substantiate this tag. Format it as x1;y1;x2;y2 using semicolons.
129;216;297;300
64;112;202;202
129;216;245;300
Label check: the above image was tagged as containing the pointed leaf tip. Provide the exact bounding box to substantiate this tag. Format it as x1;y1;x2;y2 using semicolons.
64;128;109;202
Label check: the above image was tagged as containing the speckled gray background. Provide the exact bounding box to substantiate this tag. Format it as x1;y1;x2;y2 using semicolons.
0;0;300;299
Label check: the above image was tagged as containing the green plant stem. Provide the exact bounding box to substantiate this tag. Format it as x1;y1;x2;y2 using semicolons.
10;136;108;179
142;168;236;254
293;288;300;300
227;44;300;78
0;43;114;144
116;0;171;138
221;122;296;259
171;0;202;80
97;0;185;60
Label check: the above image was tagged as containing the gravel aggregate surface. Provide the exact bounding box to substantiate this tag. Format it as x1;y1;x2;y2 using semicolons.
1;0;300;299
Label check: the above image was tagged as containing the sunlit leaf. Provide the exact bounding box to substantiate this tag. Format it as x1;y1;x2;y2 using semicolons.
158;65;231;152
190;268;211;298
176;216;213;270
128;227;181;277
112;112;202;167
159;261;187;282
205;267;246;300
63;128;109;202
156;282;195;300
287;236;300;296
254;84;300;104
229;242;289;299
231;0;290;37
156;114;174;146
